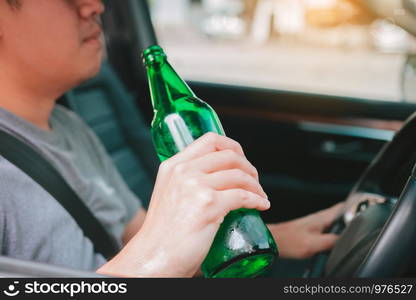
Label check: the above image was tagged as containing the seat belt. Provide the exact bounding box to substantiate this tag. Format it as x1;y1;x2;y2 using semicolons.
0;128;119;260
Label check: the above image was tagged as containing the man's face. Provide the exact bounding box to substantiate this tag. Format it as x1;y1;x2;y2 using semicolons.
0;0;105;93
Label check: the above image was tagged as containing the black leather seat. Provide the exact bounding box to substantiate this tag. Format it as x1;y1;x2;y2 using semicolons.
61;61;159;208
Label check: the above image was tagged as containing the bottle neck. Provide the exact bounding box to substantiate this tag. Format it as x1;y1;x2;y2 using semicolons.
144;48;196;113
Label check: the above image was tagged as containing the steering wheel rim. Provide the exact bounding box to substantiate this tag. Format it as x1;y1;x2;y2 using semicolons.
356;173;416;277
305;111;416;278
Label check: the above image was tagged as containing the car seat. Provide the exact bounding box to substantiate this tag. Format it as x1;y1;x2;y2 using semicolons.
60;61;159;208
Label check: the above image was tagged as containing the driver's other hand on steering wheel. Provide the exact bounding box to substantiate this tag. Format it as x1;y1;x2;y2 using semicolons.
268;202;345;259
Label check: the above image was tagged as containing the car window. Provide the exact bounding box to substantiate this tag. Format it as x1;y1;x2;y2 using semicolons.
149;0;416;102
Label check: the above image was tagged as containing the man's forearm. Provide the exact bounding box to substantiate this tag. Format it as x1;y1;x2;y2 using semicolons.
122;208;147;245
97;229;186;278
265;202;343;259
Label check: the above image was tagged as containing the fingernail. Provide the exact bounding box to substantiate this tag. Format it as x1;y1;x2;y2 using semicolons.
263;199;271;208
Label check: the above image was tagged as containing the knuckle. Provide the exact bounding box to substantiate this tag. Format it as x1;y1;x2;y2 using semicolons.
222;149;237;159
252;166;259;178
244;159;258;178
205;212;224;226
234;169;249;181
232;139;243;151
173;162;187;175
204;132;218;143
159;160;171;173
238;189;250;202
184;176;202;189
214;216;225;225
199;189;216;207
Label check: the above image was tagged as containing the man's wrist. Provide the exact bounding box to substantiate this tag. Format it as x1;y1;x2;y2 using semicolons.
267;222;290;258
267;222;285;238
97;232;192;278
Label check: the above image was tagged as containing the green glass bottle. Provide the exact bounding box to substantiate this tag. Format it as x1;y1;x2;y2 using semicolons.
142;45;278;278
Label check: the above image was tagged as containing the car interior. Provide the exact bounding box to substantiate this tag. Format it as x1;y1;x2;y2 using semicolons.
0;0;416;277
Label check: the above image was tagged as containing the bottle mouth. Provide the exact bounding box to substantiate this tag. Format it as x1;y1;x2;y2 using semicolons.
142;45;167;67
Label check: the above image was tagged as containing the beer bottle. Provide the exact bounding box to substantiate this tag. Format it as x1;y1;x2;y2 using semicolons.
142;45;278;278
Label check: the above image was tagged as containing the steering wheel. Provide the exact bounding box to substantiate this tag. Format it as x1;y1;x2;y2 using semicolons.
305;112;416;278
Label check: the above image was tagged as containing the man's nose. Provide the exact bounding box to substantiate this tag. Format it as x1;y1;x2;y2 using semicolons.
79;0;105;19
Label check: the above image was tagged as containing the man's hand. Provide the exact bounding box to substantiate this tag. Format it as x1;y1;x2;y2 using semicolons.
98;133;270;277
268;202;344;259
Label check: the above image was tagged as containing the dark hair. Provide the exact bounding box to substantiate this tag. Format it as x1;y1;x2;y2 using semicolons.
6;0;20;8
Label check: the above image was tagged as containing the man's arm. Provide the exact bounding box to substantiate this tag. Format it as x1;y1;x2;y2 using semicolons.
267;202;344;259
97;133;270;277
122;193;344;263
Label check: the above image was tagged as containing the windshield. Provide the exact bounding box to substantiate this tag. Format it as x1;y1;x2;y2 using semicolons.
150;0;416;102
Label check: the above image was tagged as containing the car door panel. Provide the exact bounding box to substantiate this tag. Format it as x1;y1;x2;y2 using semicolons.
187;82;414;222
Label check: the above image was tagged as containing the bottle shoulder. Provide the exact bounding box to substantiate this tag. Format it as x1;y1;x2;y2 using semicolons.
151;96;225;135
153;96;215;116
175;96;214;110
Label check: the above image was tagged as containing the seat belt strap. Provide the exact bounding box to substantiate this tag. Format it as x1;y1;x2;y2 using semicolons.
0;128;119;260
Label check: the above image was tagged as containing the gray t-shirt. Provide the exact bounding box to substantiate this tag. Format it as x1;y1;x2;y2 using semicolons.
0;105;142;271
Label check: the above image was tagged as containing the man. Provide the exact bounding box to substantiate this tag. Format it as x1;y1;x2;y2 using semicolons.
0;0;343;277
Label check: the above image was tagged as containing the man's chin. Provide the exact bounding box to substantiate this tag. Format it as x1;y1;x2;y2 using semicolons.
76;62;102;86
87;62;102;79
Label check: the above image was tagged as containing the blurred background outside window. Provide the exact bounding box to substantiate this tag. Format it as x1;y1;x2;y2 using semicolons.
148;0;416;102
